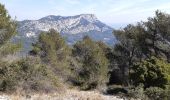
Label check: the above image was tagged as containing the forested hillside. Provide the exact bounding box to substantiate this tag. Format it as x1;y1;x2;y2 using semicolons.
0;3;170;100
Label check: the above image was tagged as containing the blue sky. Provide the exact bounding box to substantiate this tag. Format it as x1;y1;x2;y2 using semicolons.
1;0;170;27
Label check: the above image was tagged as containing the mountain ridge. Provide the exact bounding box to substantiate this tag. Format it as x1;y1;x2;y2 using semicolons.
15;14;115;53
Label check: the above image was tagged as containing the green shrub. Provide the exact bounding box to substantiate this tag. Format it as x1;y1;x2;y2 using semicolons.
131;57;170;89
0;57;59;93
0;61;19;92
145;87;169;100
127;85;147;100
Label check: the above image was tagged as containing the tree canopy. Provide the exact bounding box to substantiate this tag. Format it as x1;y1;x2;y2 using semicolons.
0;4;16;46
72;36;109;90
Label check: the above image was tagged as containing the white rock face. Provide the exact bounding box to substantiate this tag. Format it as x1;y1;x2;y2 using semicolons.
26;32;36;37
15;14;116;53
18;14;112;36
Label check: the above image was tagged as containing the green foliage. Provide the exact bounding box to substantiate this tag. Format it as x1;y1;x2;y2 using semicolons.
0;57;59;93
145;87;169;100
0;4;20;56
30;29;71;75
112;24;145;85
0;3;62;94
1;4;170;99
143;10;170;58
111;11;170;100
0;61;17;91
127;85;147;100
0;42;22;56
0;4;23;92
125;86;170;100
97;41;114;69
72;36;109;90
131;57;170;88
112;11;170;87
31;29;70;62
0;4;17;46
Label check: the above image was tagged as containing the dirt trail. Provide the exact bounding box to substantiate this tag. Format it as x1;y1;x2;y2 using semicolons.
0;89;124;100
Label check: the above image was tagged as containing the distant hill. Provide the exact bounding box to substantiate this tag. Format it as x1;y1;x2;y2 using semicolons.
14;14;116;53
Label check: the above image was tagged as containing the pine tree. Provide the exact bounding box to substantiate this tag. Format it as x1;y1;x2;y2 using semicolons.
72;36;109;90
30;29;71;73
0;4;16;46
0;4;20;56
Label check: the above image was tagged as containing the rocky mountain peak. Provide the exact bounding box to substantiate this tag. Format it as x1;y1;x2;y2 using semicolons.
39;14;98;22
75;14;98;22
39;15;62;21
15;14;115;53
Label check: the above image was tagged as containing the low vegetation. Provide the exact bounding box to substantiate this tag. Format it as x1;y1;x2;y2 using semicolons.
0;3;170;100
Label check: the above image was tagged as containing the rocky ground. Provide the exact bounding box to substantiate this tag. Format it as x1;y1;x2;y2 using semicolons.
0;89;124;100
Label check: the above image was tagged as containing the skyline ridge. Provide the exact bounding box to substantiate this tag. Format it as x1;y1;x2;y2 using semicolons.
1;0;170;27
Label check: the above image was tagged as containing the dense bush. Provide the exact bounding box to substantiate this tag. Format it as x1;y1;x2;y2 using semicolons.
127;85;147;100
145;87;169;100
130;57;170;88
112;11;170;87
0;57;59;93
30;29;72;80
72;36;109;90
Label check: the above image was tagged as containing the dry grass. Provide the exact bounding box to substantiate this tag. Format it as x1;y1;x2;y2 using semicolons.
1;54;20;63
0;89;123;100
